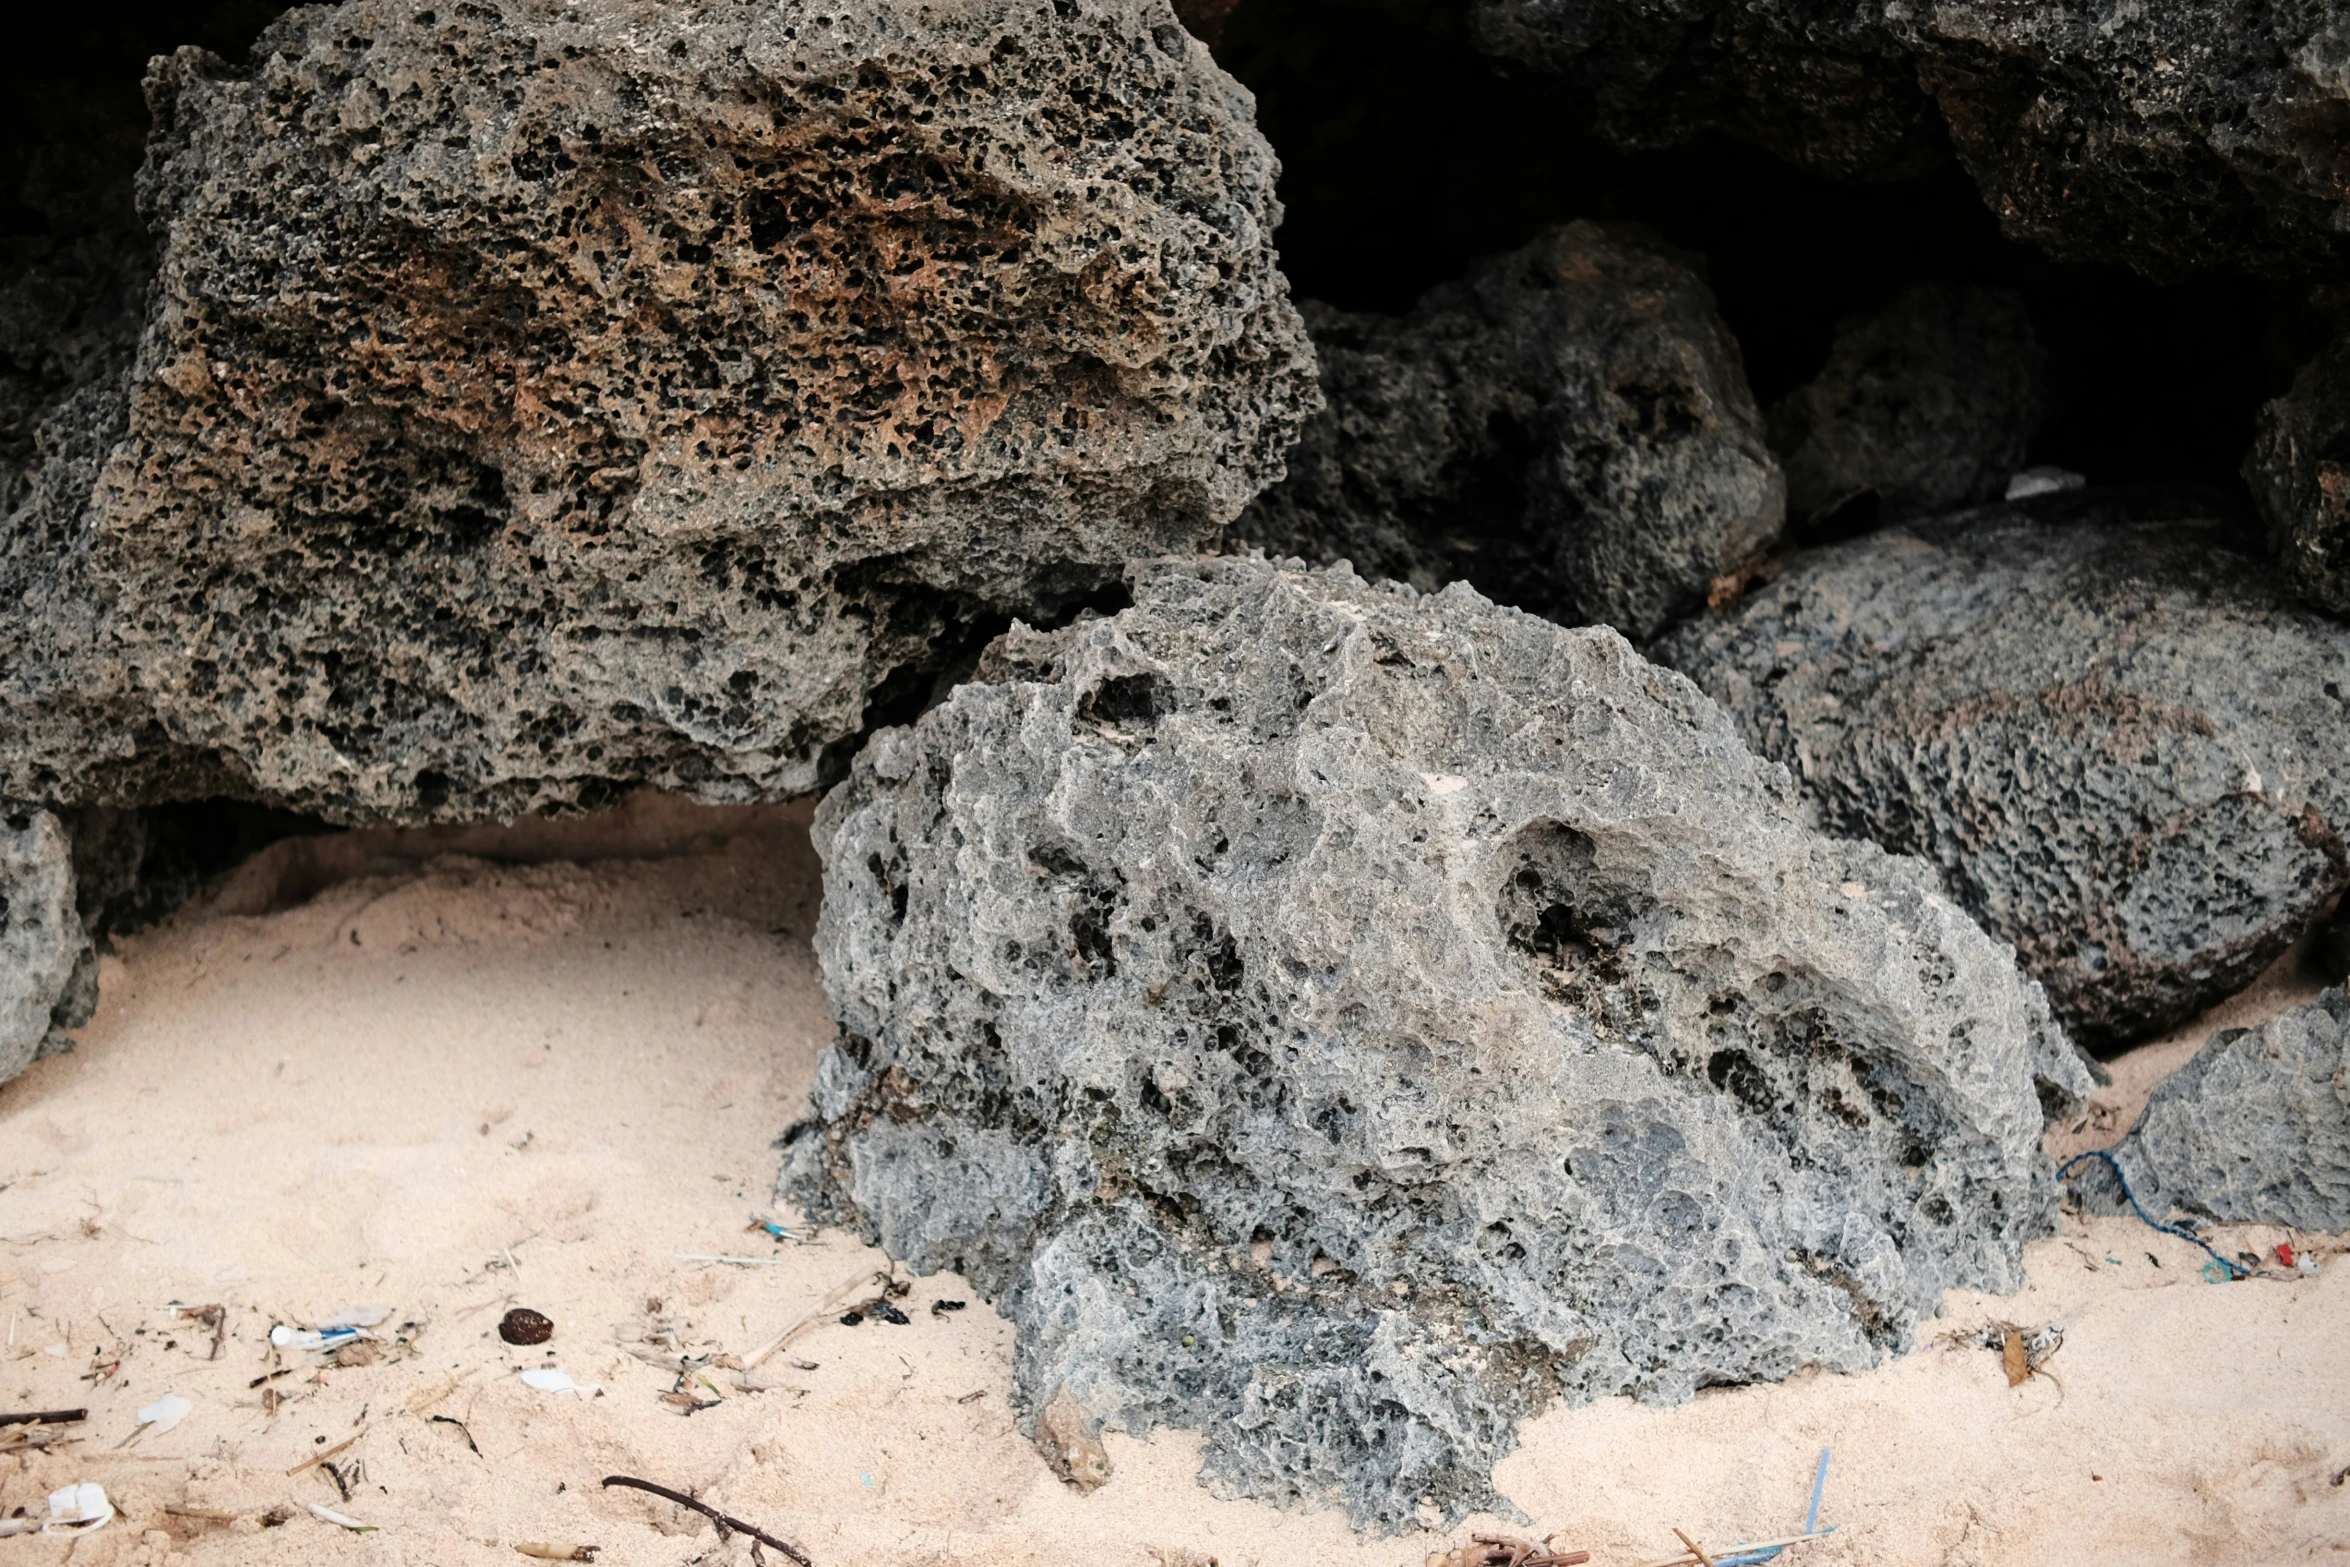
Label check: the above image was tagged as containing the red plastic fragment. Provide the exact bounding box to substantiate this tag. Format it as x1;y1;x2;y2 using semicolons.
2277;1242;2297;1268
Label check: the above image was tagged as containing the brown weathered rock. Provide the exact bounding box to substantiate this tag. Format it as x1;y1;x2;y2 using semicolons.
0;0;1315;824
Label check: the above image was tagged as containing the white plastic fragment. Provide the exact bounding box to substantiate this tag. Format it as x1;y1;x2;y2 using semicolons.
308;1502;376;1532
136;1393;193;1436
44;1482;114;1534
2004;464;2087;500
271;1323;363;1353
519;1368;601;1396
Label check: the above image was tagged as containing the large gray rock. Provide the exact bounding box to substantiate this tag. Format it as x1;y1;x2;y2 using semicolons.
787;556;2082;1529
0;807;97;1085
1658;500;2350;1048
1471;1;2350;281
2095;989;2350;1233
2247;334;2350;616
1770;283;2047;533
0;0;1315;825
1226;222;1784;640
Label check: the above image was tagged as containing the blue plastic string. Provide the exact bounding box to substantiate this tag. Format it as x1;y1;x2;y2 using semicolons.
2055;1149;2247;1280
1709;1448;1832;1566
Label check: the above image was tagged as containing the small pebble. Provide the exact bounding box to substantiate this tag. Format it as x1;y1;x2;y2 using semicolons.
875;1303;911;1326
839;1311;865;1327
500;1308;556;1346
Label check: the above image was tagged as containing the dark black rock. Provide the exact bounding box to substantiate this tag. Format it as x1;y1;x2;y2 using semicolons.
1471;0;2350;281
1770;282;2048;533
1228;222;1783;640
2248;333;2350;616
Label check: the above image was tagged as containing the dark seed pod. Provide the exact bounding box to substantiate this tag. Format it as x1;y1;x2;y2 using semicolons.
876;1303;911;1326
499;1307;555;1346
839;1310;865;1327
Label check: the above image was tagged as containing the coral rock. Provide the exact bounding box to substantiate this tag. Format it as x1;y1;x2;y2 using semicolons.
2101;990;2350;1233
0;0;1315;823
788;556;2080;1529
0;806;97;1084
1228;222;1783;640
1659;499;2350;1047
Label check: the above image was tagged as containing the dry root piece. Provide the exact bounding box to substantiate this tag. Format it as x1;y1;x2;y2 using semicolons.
1034;1387;1112;1493
515;1545;599;1562
1426;1534;1590;1566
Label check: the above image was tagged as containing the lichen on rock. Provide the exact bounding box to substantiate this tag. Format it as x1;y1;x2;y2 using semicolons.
0;0;1316;824
787;555;2081;1529
1229;222;1783;640
1659;497;2350;1048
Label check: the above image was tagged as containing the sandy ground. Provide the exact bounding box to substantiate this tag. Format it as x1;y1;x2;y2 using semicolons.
1;796;2345;1567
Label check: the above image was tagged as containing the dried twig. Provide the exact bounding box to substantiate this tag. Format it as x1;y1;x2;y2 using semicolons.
0;1408;87;1427
600;1475;812;1566
1629;1529;1837;1567
286;1427;365;1477
738;1267;889;1372
1673;1528;1717;1567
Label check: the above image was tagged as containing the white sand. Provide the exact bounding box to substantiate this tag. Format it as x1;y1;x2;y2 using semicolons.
1;797;2344;1566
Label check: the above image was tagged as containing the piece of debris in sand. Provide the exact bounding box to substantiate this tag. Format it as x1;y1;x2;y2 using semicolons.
515;1544;601;1562
0;1408;87;1428
131;1393;193;1439
1427;1534;1590;1566
308;1502;376;1532
599;1475;812;1566
1035;1387;1112;1493
44;1483;114;1535
500;1308;556;1346
175;1303;227;1359
520;1368;600;1397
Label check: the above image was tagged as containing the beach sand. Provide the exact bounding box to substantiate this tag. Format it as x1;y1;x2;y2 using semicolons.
1;796;2342;1566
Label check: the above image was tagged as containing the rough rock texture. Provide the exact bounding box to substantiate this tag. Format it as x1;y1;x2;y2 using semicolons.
1658;500;2350;1049
0;0;1315;824
0;807;98;1085
1226;222;1783;640
2096;989;2350;1233
787;556;2084;1529
2248;334;2350;616
1770;283;2047;533
1471;1;2350;281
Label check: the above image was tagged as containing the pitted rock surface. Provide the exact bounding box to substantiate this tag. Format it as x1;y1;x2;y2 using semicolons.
1471;0;2350;280
1658;501;2350;1048
787;556;2081;1529
1770;283;2047;533
0;806;97;1086
1226;222;1783;640
0;0;1314;823
2093;990;2350;1233
2248;334;2350;616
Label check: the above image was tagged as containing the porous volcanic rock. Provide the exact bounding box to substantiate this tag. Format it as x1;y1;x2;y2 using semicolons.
787;556;2083;1528
2092;989;2350;1233
1658;500;2350;1048
2248;334;2350;615
1770;283;2047;533
0;806;97;1085
0;0;1315;824
1471;1;2350;280
1226;222;1783;640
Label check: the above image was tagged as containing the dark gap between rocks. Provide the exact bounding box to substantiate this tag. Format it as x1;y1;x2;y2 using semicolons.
1210;0;2311;505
